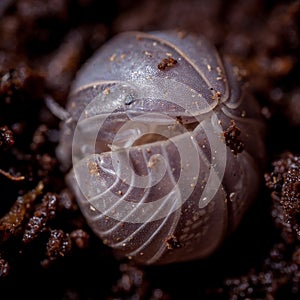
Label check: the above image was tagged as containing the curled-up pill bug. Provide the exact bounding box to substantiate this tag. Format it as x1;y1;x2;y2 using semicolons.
56;30;266;265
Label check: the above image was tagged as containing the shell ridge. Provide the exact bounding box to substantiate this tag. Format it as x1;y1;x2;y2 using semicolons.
128;31;218;94
117;144;183;263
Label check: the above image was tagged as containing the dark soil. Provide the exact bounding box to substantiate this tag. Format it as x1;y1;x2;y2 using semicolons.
0;0;299;299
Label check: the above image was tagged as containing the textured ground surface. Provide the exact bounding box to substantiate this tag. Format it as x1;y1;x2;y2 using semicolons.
0;0;299;299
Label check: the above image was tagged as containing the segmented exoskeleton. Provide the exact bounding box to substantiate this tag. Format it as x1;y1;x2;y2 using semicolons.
57;31;266;265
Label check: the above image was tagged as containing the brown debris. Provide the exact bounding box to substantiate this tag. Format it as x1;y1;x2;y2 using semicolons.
108;263;170;300
0;258;9;278
223;120;244;155
164;235;182;250
157;57;177;70
265;153;300;241
23;192;58;244
211;90;221;101
0;126;14;150
0;65;44;102
0;168;25;181
30;124;49;152
207;153;300;300
281;163;300;224
0;181;44;242
45;229;72;261
70;229;90;249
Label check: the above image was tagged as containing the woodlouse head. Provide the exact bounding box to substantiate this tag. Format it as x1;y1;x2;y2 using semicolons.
57;30;266;265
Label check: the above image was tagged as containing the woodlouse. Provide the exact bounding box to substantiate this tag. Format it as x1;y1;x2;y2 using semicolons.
57;30;266;265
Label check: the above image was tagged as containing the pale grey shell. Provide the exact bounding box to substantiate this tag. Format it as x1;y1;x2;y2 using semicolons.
57;31;266;265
